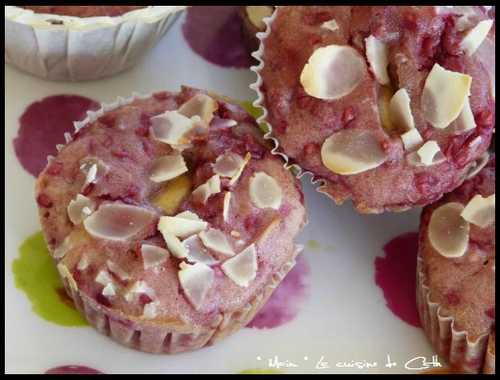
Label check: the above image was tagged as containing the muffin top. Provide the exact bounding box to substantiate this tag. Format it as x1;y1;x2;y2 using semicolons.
20;6;147;18
419;154;495;340
259;6;495;213
35;87;306;329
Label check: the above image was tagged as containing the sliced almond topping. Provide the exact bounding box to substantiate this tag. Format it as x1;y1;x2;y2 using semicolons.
223;192;232;222
249;172;282;210
300;44;366;100
183;235;218;265
142;301;160;319
53;235;72;259
461;19;494;56
141;244;169;270
158;211;207;239
321;19;339;32
178;262;214;311
246;5;274;30
150;110;195;147
401;128;423;151
83;203;156;242
102;283;116;297
213;152;245;178
229;152;251;186
365;35;390;85
67;194;95;225
161;231;188;259
321;129;386;175
178;94;218;126
421;63;472;129
95;270;114;286
465;152;489;180
417;141;443;166
221;244;258;287
77;254;89;271
461;194;495;228
389;88;415;132
191;174;221;204
106;260;130;281
80;157;109;187
124;280;156;303
454;95;476;132
428;202;470;258
199;228;234;257
150;154;188;183
57;263;78;291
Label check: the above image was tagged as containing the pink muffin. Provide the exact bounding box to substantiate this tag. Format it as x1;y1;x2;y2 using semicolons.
417;154;495;373
35;86;306;353
254;6;495;213
19;6;147;17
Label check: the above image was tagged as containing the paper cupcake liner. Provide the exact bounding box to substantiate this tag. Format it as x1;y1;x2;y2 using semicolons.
59;245;301;354
483;332;495;374
5;6;185;81
416;249;492;373
49;90;304;353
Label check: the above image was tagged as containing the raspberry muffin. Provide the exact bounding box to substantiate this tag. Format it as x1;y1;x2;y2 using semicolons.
254;6;495;213
35;87;306;354
5;6;185;81
417;154;495;373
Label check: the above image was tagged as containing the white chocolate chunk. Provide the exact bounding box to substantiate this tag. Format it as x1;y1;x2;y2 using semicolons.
461;19;494;56
229;152;252;186
199;228;234;257
223;192;232;222
183;235;219;265
124;281;156;303
417;141;442;166
365;35;390;85
249;172;282;210
158;212;208;239
401;128;423;151
461;194;495;228
454;96;476;132
428;202;470;258
421;63;472;129
150;154;188;183
95;270;114;287
246;5;274;30
321;19;339;32
102;283;116;297
321;129;386;175
142;301;160;319
57;263;78;291
150;110;195;147
213;152;245;178
67;194;95;225
141;244;169;270
191;174;221;204
178;262;214;311
389;88;415;131
106;260;130;281
178;94;218;125
221;244;258;287
300;44;366;100
84;203;156;242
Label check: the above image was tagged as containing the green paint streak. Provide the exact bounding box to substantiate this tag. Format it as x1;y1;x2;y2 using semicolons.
12;232;88;327
239;368;284;374
306;240;321;251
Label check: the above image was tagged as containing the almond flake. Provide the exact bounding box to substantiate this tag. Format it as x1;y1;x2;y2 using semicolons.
191;174;221;204
365;35;390;85
199;228;235;257
454;95;476;132
223;191;232;222
461;19;494;56
141;244;169;270
67;194;95;225
183;235;219;265
57;263;78;291
158;211;207;239
417;141;443;166
150;110;195;147
95;270;114;286
150;154;188;183
124;280;156;303
249;172;282;210
213;152;245;178
461;194;495;228
400;128;423;151
178;94;218;126
142;301;160;319
321;18;339;32
229;152;251;186
178;262;214;311
389;88;415;132
102;283;116;297
221;244;258;287
77;254;89;271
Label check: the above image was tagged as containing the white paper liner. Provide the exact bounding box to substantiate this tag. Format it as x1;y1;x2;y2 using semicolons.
416;248;493;373
5;6;186;81
47;90;305;353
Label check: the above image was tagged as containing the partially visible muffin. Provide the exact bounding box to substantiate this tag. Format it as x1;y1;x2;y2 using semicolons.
20;6;146;17
417;154;495;373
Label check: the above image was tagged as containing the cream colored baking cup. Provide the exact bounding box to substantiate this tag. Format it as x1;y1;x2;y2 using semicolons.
5;6;186;81
47;90;304;353
416;248;493;373
59;244;301;354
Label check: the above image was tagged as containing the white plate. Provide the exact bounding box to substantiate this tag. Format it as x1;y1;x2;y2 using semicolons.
5;9;438;374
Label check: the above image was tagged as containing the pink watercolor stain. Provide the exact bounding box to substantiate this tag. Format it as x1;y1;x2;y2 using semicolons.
182;6;252;69
45;365;103;374
13;95;100;177
375;232;421;328
247;254;310;329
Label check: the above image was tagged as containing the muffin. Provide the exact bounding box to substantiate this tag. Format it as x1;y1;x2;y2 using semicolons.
417;154;495;373
5;5;186;81
240;6;275;55
35;86;306;354
253;6;495;213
